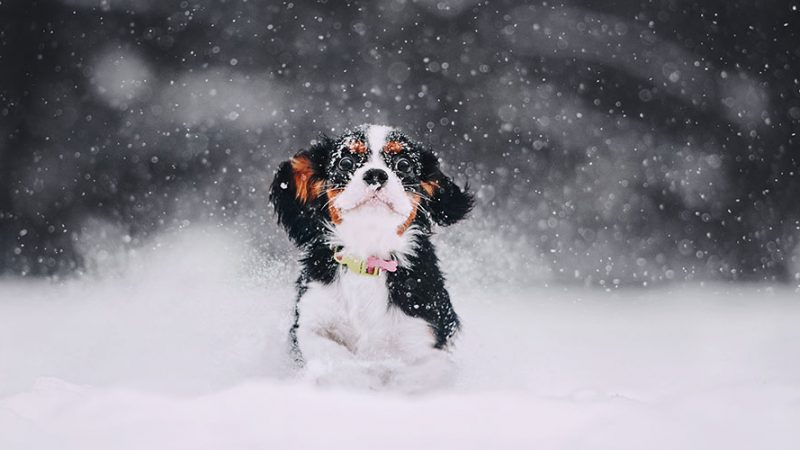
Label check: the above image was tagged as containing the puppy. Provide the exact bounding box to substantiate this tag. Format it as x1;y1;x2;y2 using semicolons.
270;124;473;391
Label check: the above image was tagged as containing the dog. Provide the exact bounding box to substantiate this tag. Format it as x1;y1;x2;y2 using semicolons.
269;124;473;391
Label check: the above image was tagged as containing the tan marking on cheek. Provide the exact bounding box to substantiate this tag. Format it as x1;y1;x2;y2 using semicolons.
420;180;439;197
326;189;343;224
291;156;319;204
348;140;367;154
397;194;419;235
383;140;404;154
311;180;324;199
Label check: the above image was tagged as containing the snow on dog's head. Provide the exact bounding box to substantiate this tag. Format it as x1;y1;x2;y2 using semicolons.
269;124;473;257
328;125;415;239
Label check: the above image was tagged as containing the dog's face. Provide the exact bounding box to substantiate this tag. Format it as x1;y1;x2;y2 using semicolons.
270;124;473;249
327;125;436;235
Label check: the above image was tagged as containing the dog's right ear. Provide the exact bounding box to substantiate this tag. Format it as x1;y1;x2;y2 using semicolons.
269;140;330;246
420;149;474;227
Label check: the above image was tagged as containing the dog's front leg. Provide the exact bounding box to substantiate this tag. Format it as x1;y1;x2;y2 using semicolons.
295;284;384;389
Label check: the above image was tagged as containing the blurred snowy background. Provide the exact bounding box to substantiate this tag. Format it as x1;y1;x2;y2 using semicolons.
1;1;800;449
1;0;799;285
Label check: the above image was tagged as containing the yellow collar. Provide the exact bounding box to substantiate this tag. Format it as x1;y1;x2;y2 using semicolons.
332;250;397;277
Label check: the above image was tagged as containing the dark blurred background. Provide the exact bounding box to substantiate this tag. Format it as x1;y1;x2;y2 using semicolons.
1;0;799;285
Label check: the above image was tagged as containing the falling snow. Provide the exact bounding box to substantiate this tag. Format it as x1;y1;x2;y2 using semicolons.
1;1;799;448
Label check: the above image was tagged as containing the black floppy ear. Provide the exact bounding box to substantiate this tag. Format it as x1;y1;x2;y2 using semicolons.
420;150;474;226
269;141;329;246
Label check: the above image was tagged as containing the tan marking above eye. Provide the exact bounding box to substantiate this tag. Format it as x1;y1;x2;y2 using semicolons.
383;140;404;154
348;140;367;154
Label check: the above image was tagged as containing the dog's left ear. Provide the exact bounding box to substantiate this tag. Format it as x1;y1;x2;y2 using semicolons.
420;150;474;226
269;139;330;246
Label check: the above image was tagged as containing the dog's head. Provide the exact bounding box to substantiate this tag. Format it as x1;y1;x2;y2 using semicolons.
270;125;473;248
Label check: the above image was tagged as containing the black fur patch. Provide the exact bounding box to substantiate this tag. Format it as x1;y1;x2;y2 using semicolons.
386;237;461;348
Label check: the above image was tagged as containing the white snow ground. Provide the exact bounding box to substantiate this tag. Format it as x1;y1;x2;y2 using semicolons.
1;228;799;450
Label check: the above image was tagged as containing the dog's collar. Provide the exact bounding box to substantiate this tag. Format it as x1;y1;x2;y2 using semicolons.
332;248;398;277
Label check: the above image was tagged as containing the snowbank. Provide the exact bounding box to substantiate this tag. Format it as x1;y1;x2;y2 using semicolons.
1;228;798;449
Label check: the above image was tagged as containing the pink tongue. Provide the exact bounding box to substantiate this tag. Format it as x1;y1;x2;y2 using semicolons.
367;256;397;272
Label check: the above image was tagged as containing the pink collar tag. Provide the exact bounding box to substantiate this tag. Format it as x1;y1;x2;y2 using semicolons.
367;256;398;273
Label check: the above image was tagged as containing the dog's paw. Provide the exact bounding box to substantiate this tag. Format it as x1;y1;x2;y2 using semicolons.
302;359;386;390
301;351;456;393
383;352;457;394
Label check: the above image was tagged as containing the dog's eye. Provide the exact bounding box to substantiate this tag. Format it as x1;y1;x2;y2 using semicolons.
338;156;355;171
395;158;412;174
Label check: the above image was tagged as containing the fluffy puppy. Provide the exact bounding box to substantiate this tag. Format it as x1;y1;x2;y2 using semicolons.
270;124;473;390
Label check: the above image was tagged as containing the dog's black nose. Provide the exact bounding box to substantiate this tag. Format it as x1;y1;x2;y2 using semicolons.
363;168;389;188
